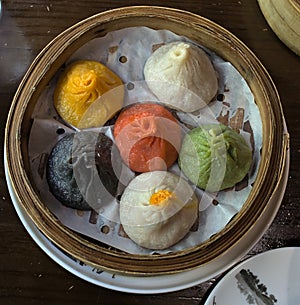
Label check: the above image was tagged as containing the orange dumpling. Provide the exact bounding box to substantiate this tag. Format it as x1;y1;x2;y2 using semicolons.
113;103;181;172
54;60;123;128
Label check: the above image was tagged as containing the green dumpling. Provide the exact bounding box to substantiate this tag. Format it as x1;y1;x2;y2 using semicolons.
179;124;252;192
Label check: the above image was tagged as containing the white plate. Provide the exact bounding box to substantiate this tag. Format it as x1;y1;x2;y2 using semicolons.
204;247;300;305
4;145;290;294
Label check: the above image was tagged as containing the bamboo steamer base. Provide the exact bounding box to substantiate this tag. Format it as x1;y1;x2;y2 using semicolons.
5;6;289;276
258;0;300;56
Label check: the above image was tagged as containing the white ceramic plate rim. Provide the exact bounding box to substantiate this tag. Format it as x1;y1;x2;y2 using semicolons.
204;247;300;304
4;144;289;294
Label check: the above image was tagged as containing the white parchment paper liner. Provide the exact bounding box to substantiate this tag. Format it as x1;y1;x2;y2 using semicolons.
28;27;262;255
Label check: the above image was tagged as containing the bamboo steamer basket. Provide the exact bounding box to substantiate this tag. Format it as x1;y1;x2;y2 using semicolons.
258;0;300;56
5;6;289;276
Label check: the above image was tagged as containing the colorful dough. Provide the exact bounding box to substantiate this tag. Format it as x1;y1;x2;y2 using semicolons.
54;60;124;128
179;124;252;192
46;132;121;210
113;103;181;172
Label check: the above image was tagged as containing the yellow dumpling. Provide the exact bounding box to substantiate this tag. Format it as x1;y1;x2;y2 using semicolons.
54;60;124;128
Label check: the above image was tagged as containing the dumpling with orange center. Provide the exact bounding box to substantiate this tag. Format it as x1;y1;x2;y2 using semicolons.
120;171;198;250
54;60;124;128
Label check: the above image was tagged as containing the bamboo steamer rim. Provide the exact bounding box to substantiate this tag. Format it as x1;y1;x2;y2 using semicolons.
5;6;288;275
258;0;300;56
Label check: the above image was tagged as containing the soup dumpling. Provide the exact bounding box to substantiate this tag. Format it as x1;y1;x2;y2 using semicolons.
54;60;124;128
179;124;252;192
120;171;198;250
113;102;181;172
144;42;218;112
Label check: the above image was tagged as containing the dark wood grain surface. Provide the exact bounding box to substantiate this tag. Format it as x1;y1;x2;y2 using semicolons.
0;1;299;304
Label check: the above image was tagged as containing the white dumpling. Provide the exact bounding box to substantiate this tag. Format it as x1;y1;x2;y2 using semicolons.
144;41;218;112
120;171;198;250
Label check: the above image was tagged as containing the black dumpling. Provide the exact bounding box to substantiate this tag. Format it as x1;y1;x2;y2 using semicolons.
46;131;121;210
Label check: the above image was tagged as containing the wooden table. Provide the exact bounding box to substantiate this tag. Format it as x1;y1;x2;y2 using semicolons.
0;1;299;304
